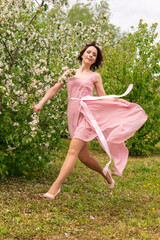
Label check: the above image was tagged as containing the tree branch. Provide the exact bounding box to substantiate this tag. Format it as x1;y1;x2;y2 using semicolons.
0;33;14;61
35;0;41;7
28;0;45;25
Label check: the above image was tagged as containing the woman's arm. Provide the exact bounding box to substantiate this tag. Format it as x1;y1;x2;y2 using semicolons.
94;73;110;97
34;69;73;112
94;73;128;103
34;69;74;112
34;82;64;112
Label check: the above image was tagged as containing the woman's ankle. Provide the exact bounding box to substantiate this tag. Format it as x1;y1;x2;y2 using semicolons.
102;171;112;184
48;183;61;195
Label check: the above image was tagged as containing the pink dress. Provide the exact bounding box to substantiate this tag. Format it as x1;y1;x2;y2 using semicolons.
67;72;148;176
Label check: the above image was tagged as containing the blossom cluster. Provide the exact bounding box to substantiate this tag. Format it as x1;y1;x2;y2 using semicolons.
58;68;76;84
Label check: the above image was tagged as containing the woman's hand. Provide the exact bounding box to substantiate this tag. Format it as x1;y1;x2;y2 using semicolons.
114;98;129;104
33;102;43;113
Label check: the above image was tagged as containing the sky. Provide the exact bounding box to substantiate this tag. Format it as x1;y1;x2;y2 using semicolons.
69;0;160;41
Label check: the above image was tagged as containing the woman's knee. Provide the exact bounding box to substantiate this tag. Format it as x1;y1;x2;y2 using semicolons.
67;146;78;157
77;142;90;163
68;139;85;157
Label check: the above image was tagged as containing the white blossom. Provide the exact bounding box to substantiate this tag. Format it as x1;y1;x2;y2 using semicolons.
13;122;19;126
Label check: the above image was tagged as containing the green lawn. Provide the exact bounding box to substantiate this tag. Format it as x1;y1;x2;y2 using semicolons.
0;139;159;240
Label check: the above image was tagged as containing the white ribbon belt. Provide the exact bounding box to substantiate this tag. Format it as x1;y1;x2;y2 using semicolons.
71;84;133;173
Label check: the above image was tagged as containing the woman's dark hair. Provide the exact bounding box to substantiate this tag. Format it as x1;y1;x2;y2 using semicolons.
77;41;103;70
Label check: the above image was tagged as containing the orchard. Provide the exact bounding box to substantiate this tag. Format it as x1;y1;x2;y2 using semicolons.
0;0;159;178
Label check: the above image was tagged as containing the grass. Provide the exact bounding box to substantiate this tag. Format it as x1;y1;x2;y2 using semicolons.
0;139;159;240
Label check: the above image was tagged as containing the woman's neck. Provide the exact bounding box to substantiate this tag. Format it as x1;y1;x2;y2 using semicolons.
78;64;92;74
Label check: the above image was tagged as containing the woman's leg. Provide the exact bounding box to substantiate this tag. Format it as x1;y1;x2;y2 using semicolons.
47;138;85;195
78;143;112;184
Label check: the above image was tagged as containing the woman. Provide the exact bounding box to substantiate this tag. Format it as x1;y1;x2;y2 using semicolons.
34;42;147;200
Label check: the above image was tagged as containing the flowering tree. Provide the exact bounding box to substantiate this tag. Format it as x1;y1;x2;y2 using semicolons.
0;0;70;177
0;0;111;178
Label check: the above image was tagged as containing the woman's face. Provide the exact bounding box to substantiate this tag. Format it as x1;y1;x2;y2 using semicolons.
81;46;97;67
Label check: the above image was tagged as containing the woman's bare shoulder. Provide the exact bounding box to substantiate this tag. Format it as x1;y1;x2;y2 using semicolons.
93;72;102;83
